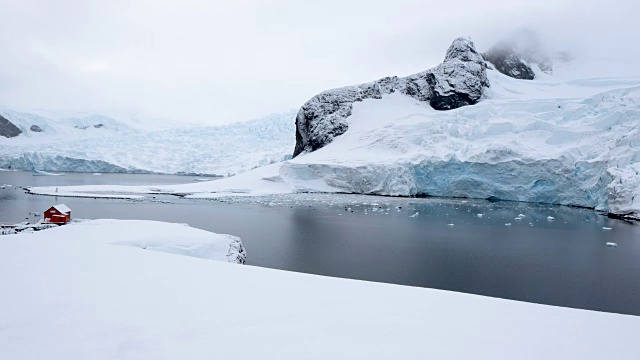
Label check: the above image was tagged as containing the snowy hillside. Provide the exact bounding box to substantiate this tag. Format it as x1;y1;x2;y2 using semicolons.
0;110;296;176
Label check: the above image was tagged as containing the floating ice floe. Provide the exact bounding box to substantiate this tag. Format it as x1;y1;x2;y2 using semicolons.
505;223;512;226
602;227;612;230
477;213;483;218
547;216;555;221
606;242;618;247
447;223;455;227
409;212;419;218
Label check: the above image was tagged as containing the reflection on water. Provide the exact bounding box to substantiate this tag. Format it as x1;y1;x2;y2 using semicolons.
1;171;640;315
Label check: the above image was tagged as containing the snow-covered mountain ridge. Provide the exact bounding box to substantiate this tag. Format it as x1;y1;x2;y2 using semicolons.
293;37;488;157
0;110;296;176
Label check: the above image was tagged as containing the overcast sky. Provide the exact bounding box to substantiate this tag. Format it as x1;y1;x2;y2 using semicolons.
0;0;638;125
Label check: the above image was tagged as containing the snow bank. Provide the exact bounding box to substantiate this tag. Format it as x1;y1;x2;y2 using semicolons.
0;219;637;359
0;219;245;263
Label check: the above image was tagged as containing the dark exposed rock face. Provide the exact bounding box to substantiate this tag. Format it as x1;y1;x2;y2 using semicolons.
483;46;536;80
0;115;22;138
293;37;488;157
426;38;489;110
482;31;552;80
30;125;43;132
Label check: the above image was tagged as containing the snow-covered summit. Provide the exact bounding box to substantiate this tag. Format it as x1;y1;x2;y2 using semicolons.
293;37;488;157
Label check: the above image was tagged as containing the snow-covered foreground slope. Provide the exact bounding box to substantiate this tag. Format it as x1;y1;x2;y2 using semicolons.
0;111;296;175
1;219;637;359
29;69;640;219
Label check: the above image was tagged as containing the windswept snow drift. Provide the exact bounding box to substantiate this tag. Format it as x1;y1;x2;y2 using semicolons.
1;219;638;359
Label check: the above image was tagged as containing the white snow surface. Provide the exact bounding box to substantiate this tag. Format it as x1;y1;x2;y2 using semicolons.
1;219;638;359
27;66;640;218
0;110;296;176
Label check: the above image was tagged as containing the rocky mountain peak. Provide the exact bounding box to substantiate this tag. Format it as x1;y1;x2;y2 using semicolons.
483;31;553;80
444;37;483;63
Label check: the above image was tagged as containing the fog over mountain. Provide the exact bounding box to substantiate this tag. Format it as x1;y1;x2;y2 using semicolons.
0;0;638;125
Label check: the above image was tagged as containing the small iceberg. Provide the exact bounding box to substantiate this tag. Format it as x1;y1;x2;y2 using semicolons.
606;242;618;247
447;223;455;227
409;212;419;218
32;170;65;176
602;227;612;230
477;213;483;218
505;223;512;226
93;173;102;176
547;216;555;221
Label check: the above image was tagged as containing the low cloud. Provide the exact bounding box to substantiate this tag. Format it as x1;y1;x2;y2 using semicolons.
0;0;638;125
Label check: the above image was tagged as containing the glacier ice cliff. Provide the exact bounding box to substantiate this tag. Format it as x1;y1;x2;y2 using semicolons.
0;110;296;176
293;37;488;157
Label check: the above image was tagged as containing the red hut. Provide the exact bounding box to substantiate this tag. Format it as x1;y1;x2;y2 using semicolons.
44;204;71;224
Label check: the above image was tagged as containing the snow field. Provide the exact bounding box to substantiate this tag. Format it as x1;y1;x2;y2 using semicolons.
0;218;637;359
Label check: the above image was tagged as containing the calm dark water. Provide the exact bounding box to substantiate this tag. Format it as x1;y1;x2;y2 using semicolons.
1;171;640;315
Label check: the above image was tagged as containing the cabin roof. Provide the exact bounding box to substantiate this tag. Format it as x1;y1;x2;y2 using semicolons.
50;204;71;214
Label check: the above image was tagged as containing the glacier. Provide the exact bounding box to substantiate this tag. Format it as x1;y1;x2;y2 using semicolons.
0;110;296;176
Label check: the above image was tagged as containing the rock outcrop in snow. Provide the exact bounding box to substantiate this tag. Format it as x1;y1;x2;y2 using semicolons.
0;115;22;138
293;37;488;157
